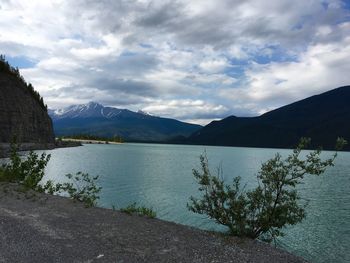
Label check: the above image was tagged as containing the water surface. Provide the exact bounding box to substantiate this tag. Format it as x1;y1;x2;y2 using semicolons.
40;143;350;263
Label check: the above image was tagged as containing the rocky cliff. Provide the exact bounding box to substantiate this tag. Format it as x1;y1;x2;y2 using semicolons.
0;58;55;155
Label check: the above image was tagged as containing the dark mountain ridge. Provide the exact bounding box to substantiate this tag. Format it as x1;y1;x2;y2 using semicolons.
0;56;55;156
186;86;350;150
0;57;54;144
49;102;202;142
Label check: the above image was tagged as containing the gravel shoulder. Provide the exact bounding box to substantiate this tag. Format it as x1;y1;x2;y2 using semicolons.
0;183;307;263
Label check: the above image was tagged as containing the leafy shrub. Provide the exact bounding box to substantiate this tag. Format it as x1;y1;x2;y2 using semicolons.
58;172;102;207
121;202;157;218
188;138;347;242
0;144;101;207
0;144;51;192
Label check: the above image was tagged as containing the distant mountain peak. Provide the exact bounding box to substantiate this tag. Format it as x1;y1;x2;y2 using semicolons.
137;109;151;116
49;101;202;142
50;102;154;120
87;101;102;108
50;102;113;119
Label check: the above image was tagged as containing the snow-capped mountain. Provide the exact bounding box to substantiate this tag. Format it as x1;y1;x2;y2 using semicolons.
48;102;202;142
49;102;147;120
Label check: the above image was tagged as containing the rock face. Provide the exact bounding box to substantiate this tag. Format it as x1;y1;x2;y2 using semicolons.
0;71;55;145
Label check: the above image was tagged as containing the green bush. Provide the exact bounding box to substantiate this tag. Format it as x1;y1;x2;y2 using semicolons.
0;144;51;192
0;144;101;207
121;202;157;218
188;138;347;242
58;172;102;207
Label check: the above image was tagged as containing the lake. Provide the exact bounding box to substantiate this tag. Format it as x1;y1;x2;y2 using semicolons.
39;143;350;263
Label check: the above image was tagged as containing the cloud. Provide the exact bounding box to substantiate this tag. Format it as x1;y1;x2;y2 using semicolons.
199;58;230;73
0;0;349;124
142;99;231;125
219;32;350;114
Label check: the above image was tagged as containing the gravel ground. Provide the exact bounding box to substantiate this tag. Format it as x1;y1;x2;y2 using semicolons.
0;183;307;263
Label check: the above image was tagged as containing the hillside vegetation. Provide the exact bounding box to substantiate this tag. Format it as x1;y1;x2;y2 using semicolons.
0;55;46;111
186;86;350;150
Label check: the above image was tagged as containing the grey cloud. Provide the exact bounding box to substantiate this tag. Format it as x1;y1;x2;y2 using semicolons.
135;2;237;48
69;0;136;33
62;0;350;52
136;1;182;28
104;53;159;76
90;78;158;97
46;85;151;107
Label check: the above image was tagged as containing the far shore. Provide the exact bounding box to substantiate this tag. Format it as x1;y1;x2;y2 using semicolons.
0;140;81;158
61;138;122;145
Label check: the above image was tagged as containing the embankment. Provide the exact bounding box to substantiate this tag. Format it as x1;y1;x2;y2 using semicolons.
0;183;306;263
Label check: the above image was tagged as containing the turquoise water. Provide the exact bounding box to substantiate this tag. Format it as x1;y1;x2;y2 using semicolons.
40;143;350;263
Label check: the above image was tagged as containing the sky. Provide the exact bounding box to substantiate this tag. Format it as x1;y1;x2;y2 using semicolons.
0;0;350;125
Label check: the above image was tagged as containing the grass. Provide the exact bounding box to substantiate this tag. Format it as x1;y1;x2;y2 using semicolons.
120;202;157;218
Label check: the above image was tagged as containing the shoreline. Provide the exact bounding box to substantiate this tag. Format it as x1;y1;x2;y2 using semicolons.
0;183;306;263
0;141;82;158
61;138;122;145
0;142;56;158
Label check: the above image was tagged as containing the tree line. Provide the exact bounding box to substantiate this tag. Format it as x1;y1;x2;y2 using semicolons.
0;54;47;111
61;134;124;143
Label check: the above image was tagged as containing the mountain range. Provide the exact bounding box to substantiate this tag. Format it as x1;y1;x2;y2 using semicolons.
49;102;201;142
49;86;350;150
184;86;350;150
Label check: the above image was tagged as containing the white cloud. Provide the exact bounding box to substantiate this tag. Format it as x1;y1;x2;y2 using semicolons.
142;99;230;124
0;0;349;124
199;58;229;73
36;57;80;71
219;34;350;115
